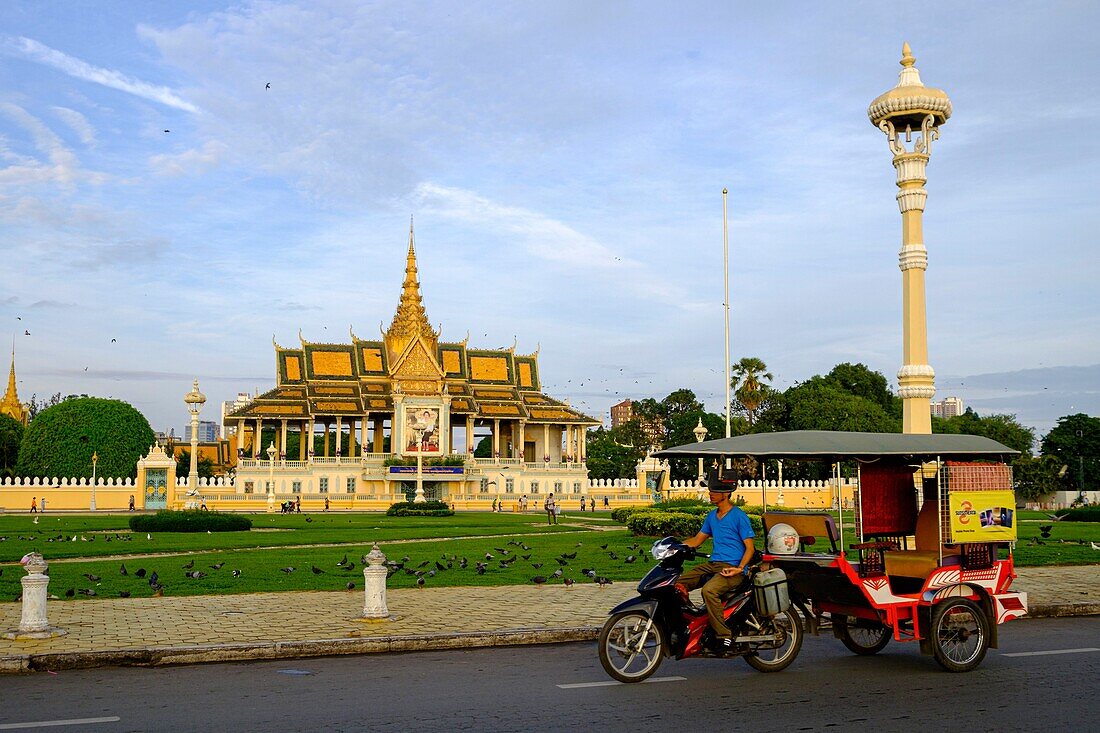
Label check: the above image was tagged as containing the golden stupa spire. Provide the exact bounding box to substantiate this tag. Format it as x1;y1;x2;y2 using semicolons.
2;337;27;425
385;218;438;356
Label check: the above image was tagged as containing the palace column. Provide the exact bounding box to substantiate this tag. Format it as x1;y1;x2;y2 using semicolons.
238;419;246;457
492;419;500;459
253;419;262;458
300;421;308;460
361;414;369;456
543;424;550;461
869;43;952;434
335;417;343;457
323;421;330;457
373;417;384;453
579;425;586;462
517;420;526;462
280;420;288;461
466;416;474;453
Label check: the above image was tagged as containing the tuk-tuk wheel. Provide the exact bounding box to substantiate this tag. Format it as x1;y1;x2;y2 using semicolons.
834;616;891;656
930;598;989;672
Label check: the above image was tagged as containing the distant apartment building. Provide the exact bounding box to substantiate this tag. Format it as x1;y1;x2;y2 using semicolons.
185;420;220;443
610;399;634;428
931;396;965;419
220;392;255;437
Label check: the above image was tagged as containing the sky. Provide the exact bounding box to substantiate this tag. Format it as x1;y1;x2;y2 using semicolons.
1;1;1097;441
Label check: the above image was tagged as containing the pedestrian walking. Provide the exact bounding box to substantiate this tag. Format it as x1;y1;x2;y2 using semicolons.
40;497;46;513
589;496;596;512
128;494;136;511
603;495;609;508
579;497;586;512
324;497;330;512
30;497;37;513
295;496;301;513
544;493;557;525
520;494;528;512
491;497;497;512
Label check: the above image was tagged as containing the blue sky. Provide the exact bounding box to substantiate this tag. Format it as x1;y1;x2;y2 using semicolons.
1;1;1097;439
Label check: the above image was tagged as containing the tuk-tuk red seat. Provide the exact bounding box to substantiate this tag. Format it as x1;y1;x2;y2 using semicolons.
883;500;959;579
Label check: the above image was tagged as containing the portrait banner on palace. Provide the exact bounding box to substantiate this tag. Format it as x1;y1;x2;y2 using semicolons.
401;403;443;456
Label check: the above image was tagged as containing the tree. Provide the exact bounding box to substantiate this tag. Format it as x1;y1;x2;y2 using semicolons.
824;363;899;415
26;392;63;421
731;357;774;426
175;449;215;479
934;410;1035;456
0;413;23;478
474;436;492;458
585;427;645;480
15;397;155;478
1012;454;1063;503
784;379;899;433
1040;413;1100;492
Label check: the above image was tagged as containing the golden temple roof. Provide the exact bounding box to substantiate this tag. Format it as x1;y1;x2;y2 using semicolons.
1;341;27;426
385;221;439;359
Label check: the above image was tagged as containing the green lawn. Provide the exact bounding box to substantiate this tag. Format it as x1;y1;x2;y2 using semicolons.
1;510;1095;603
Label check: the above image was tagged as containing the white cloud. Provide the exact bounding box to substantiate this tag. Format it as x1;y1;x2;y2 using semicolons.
51;106;96;146
0;103;106;189
7;36;199;113
149;140;228;176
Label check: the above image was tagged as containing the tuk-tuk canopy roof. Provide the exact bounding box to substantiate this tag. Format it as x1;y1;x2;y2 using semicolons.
652;430;1020;462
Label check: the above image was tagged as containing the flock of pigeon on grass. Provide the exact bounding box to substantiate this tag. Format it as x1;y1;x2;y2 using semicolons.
379;538;652;590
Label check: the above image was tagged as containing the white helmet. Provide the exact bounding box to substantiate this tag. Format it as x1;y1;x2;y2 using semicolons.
767;523;800;555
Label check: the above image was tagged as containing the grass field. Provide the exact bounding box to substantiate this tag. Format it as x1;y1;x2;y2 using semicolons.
0;510;1096;603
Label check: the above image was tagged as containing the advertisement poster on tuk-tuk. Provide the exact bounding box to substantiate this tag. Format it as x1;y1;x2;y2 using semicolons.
948;490;1017;541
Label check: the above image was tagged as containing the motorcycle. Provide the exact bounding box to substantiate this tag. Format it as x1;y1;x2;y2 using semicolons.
598;537;803;683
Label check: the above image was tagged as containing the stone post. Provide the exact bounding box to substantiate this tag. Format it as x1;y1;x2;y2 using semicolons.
5;553;66;639
361;544;391;620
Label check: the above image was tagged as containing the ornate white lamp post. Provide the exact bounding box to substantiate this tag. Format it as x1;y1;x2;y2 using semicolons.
692;418;708;481
869;43;951;435
266;441;277;512
411;426;427;503
89;451;98;511
183;379;206;508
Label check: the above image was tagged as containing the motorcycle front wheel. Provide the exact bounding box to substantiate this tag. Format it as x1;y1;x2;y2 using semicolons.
743;610;803;673
598;610;665;683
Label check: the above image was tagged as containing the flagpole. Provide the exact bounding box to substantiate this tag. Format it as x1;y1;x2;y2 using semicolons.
723;187;731;438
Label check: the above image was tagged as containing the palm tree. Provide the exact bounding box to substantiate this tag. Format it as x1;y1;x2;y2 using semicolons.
731;357;773;426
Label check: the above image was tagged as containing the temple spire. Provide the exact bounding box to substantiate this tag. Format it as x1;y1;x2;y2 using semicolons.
386;220;438;357
1;337;27;425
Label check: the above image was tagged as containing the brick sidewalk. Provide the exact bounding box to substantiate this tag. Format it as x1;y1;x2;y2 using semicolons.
0;565;1095;672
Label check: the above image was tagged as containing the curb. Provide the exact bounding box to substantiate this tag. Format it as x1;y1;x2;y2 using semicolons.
2;601;1097;674
0;626;602;673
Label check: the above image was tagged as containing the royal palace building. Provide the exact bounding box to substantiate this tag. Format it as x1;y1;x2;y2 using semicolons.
224;229;601;507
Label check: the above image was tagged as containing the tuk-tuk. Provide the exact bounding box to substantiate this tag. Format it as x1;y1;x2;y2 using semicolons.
654;430;1027;672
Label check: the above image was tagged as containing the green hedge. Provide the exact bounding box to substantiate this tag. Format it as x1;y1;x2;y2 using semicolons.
1056;506;1100;522
610;505;645;523
626;510;763;539
385;500;455;517
129;510;252;533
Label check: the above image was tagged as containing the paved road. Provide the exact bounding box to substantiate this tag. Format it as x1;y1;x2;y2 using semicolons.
1;617;1097;732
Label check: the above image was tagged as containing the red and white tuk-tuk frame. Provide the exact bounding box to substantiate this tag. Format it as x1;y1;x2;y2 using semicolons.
655;430;1026;672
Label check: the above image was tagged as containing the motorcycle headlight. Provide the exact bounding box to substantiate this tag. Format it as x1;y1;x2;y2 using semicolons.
651;537;679;560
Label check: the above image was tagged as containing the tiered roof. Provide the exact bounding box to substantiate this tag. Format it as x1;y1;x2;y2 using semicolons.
226;228;596;426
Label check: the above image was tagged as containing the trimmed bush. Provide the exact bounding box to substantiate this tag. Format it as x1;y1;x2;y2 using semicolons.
610;505;645;523
627;510;763;539
652;498;710;510
129;510;252;533
1056;506;1100;522
386;500;454;517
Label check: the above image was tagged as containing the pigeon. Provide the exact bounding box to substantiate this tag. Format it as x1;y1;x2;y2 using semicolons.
135;568;147;578
401;556;410;563
417;560;430;569
266;82;271;89
427;569;436;578
484;553;494;560
551;569;563;578
600;544;608;550
147;534;152;540
182;560;194;569
563;578;575;589
83;573;101;582
416;576;426;588
608;552;619;560
521;554;531;560
1092;542;1100;550
232;569;242;577
337;554;348;567
149;571;159;586
346;582;355;591
1038;525;1053;538
119;591;131;598
78;588;97;596
561;552;577;559
64;588;75;597
531;562;543;569
280;567;296;574
210;562;225;570
305;517;313;523
555;558;569;566
311;565;325;575
532;575;549;586
435;561;446;572
595;576;613;588
584;569;597;579
119;564;128;575
343;563;355;572
625;555;637;564
185;571;207;579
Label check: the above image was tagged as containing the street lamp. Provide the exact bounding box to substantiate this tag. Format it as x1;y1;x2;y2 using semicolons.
266;441;277;512
410;425;427;503
183;378;206;509
90;451;98;511
692;418;708;481
869;43;951;435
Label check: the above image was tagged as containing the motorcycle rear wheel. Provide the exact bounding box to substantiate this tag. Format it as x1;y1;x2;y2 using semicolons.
835;615;892;656
598;610;665;683
743;610;803;673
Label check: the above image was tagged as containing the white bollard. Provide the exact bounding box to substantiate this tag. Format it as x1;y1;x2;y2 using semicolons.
361;543;391;620
5;552;66;639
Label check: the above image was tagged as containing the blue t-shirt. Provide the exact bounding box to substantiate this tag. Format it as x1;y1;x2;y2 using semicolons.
700;506;755;565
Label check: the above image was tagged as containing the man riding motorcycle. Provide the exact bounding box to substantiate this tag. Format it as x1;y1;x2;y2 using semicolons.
678;477;756;654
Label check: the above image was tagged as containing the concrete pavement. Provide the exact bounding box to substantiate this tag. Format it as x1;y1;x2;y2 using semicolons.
1;565;1096;673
